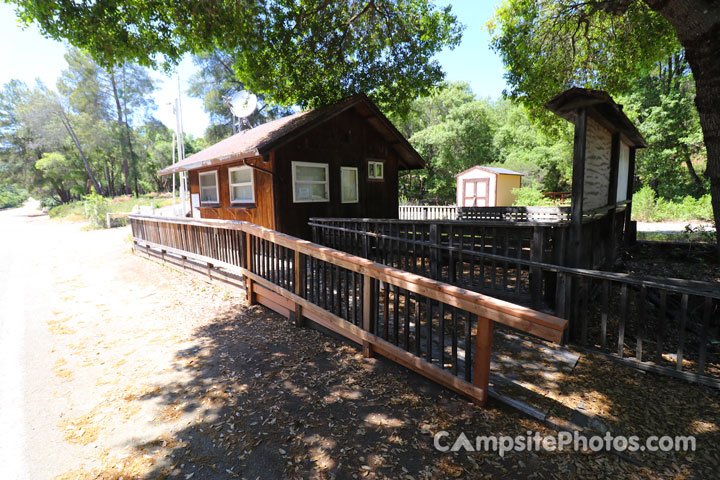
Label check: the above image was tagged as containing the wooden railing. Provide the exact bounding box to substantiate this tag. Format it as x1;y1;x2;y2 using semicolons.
309;218;569;299
130;215;568;406
457;206;571;223
310;218;720;387
399;205;458;220
542;192;572;204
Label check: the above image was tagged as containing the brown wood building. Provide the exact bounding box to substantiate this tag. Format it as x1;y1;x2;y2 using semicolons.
159;94;425;240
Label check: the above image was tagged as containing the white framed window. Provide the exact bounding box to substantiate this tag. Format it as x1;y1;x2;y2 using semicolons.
340;167;359;203
368;160;384;180
228;166;254;204
198;170;219;204
292;161;329;203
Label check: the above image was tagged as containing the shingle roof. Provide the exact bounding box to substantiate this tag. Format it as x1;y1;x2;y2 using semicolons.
158;94;425;175
544;87;647;148
455;165;524;177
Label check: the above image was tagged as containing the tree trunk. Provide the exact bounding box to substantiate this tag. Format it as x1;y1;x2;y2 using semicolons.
109;70;132;196
57;110;104;196
682;151;706;195
644;0;720;258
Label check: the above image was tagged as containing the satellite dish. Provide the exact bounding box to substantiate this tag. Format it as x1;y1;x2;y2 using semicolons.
229;90;257;118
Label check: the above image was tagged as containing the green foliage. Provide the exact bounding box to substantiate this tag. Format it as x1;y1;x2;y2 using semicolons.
491;100;573;191
632;185;713;222
1;47;174;204
619;56;707;199
511;186;555;207
49;193;172;221
631;185;657;222
489;0;680;124
393;82;496;201
39;196;60;209
0;184;29;209
394;83;572;203
83;189;109;228
188;52;294;142
10;0;463;116
637;225;716;244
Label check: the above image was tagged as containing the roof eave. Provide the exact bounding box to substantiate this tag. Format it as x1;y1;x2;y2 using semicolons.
544;87;648;149
157;149;260;176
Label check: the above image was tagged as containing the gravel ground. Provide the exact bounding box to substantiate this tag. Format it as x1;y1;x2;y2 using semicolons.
635;222;715;233
1;203;718;479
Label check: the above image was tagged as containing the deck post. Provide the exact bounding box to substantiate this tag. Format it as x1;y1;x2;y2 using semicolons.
429;224;440;280
362;275;374;357
293;250;305;327
245;231;255;305
530;227;543;309
472;316;493;407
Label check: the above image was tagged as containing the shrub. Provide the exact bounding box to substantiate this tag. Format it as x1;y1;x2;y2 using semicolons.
40;197;61;209
512;186;555;206
0;184;29;209
632;185;715;223
83;190;109;228
631;185;656;222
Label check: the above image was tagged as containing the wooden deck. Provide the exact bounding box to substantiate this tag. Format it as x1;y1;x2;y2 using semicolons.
130;215;569;407
310;217;720;388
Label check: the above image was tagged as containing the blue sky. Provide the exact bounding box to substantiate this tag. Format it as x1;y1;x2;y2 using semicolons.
0;1;508;138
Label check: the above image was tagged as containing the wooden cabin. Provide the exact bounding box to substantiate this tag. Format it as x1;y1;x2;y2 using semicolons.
158;94;426;240
455;166;523;207
544;87;648;268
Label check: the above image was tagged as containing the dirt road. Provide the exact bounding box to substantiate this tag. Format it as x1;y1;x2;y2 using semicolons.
0;203;247;478
1;203;717;479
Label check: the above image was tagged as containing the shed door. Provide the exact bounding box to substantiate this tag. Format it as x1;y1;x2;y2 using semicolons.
462;178;489;207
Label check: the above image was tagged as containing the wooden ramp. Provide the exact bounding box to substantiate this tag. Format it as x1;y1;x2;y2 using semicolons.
489;328;581;420
129;215;568;410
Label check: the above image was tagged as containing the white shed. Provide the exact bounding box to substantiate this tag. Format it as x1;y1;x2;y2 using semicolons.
455;166;523;207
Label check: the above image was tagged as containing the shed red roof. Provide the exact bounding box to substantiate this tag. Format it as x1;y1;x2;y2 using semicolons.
158;94;425;175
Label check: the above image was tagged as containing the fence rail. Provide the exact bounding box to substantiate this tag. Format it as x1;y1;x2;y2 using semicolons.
457;206;571;223
399;205;458;220
309;217;720;387
130;214;567;406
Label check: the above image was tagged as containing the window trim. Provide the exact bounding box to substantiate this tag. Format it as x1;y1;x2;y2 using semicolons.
291;161;330;203
340;166;359;204
198;170;219;205
228;165;255;204
368;160;384;180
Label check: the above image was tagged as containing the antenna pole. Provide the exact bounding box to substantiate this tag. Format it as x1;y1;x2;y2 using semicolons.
176;76;188;216
171;132;176;209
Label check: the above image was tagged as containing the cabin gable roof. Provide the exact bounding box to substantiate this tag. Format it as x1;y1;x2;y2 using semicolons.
159;94;425;176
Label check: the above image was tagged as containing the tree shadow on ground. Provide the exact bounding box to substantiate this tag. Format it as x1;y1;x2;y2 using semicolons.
87;302;717;479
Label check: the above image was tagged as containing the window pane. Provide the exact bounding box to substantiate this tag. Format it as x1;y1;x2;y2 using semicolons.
232;185;253;202
231;168;252;184
296;183;327;201
295;165;326;182
342;169;357;202
200;186;217;203
375;163;383;178
199;173;216;188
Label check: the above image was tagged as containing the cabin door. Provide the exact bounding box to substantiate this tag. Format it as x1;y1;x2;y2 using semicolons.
462;178;489;207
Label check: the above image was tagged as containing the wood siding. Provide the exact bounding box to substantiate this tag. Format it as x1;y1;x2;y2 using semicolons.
272;107;400;239
189;107;403;240
496;174;521;206
582;117;612;212
188;157;275;230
